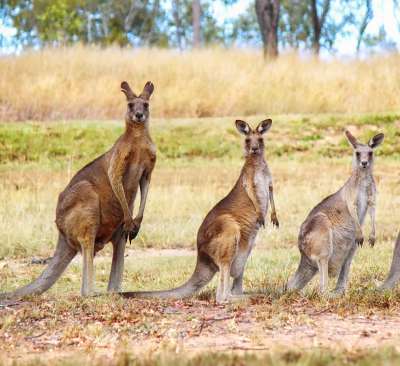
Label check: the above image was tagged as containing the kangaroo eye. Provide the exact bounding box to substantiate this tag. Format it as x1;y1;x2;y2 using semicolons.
143;102;149;109
245;138;250;143
258;138;263;143
128;102;134;110
356;152;360;158
368;151;373;157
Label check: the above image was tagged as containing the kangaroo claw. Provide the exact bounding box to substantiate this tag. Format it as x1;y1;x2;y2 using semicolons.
368;236;376;247
356;237;364;247
128;228;139;243
270;212;279;228
257;217;265;228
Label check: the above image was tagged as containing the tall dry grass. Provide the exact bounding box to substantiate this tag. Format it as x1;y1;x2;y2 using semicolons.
1;46;400;121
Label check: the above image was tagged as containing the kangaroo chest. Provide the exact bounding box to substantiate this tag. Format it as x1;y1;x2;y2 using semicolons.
254;167;270;215
356;179;373;225
123;145;156;203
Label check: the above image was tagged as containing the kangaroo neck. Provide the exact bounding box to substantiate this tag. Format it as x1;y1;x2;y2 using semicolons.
244;153;266;167
345;165;373;189
124;119;150;139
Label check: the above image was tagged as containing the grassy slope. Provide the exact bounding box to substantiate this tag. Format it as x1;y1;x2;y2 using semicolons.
0;114;399;168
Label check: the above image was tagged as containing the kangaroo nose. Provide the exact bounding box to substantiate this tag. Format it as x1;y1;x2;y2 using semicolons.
135;112;143;119
251;147;259;153
361;161;368;168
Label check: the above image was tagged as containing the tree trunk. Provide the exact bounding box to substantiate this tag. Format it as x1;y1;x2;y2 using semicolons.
192;0;201;47
173;0;183;49
310;0;330;56
255;0;280;59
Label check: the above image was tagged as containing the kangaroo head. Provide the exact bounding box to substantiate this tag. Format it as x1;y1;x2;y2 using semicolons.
235;119;272;156
345;130;384;170
121;81;154;125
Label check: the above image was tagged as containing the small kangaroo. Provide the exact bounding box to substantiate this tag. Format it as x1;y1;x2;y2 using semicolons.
287;130;384;296
0;81;156;300
379;232;400;290
121;119;279;303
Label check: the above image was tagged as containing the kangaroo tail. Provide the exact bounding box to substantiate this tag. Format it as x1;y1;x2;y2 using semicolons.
0;234;77;301
121;256;217;299
380;231;400;290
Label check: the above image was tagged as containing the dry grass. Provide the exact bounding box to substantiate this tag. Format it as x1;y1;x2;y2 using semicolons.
1;46;400;121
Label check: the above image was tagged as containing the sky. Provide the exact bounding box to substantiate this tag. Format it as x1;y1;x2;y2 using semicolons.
1;0;399;55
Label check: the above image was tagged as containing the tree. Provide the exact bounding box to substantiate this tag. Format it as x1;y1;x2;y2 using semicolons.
192;0;201;47
356;0;373;52
310;0;331;55
172;0;184;49
255;0;280;59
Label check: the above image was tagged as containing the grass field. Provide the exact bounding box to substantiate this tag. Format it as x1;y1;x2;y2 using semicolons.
0;114;400;365
1;47;400;121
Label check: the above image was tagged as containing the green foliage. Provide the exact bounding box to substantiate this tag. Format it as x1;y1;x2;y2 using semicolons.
2;0;398;54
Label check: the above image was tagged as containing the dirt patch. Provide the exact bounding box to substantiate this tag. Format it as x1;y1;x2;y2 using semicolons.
1;296;400;363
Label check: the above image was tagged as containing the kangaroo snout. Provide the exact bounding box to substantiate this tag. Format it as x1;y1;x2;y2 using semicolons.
361;161;368;168
135;112;144;120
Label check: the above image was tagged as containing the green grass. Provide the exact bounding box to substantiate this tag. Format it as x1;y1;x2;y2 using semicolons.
0;113;399;170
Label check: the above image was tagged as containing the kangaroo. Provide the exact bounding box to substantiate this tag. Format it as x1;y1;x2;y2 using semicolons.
379;232;400;290
0;81;156;300
287;130;384;296
121;119;279;303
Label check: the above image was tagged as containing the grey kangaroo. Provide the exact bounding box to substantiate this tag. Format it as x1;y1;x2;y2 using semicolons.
287;130;384;295
379;232;400;290
121;119;279;303
0;81;156;300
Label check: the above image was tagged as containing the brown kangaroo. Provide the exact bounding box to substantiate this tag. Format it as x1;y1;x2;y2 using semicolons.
0;81;156;300
287;130;384;296
121;119;279;303
379;232;400;290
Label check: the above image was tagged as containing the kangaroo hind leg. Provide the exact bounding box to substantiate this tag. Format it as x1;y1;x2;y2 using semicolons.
108;227;126;292
64;184;100;297
287;254;317;291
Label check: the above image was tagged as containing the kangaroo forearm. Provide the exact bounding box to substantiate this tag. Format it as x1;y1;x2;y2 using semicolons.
110;179;131;219
136;175;151;219
269;184;277;214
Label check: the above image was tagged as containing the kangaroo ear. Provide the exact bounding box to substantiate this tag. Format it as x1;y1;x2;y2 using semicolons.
235;120;251;135
368;133;384;149
345;130;359;149
256;119;272;135
121;81;136;100
140;81;154;100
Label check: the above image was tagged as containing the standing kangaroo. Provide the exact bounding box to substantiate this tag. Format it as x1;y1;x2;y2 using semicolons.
379;232;400;290
0;81;156;300
287;130;384;296
121;119;279;303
